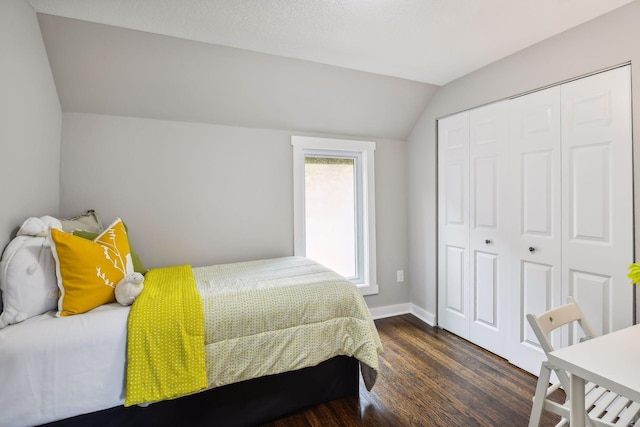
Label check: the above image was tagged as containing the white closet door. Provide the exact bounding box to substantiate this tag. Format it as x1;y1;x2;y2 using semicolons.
438;111;470;339
468;101;509;356
438;66;633;373
561;66;633;339
508;86;562;374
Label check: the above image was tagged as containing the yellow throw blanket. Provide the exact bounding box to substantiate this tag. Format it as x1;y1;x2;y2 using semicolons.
125;265;207;407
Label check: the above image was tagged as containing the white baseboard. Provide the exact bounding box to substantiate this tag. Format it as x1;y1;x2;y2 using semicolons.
409;304;436;326
369;303;411;319
368;303;436;326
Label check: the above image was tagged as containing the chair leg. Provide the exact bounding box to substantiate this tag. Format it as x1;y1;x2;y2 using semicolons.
529;363;554;427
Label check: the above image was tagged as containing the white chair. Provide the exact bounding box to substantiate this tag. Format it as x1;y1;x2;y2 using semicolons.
527;297;640;427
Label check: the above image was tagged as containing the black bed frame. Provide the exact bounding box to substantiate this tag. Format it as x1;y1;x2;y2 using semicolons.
41;356;359;427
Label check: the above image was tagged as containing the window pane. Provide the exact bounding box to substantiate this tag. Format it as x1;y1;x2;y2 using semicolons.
304;156;356;278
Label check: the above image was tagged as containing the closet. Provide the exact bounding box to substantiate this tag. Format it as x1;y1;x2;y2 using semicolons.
437;65;633;373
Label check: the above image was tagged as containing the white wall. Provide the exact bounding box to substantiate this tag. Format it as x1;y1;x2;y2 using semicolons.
408;1;640;320
61;113;410;308
0;0;61;250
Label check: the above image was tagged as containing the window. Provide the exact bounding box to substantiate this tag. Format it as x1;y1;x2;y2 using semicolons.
292;136;378;295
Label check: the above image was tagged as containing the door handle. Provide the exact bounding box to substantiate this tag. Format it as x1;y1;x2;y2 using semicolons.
485;239;492;245
529;246;535;253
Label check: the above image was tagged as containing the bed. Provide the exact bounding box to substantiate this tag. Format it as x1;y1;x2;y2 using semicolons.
0;214;382;427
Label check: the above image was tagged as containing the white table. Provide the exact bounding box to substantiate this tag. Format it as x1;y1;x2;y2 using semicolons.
547;324;640;426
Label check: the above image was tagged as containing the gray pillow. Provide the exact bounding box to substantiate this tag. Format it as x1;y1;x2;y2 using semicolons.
59;210;103;234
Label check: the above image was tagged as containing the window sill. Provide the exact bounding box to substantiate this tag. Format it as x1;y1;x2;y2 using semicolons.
357;283;379;296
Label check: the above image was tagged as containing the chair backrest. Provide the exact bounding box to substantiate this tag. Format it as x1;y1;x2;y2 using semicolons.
527;297;596;390
526;297;598;388
526;297;598;355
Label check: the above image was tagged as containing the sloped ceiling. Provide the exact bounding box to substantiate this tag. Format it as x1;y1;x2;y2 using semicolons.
29;0;635;85
37;14;436;139
31;1;634;139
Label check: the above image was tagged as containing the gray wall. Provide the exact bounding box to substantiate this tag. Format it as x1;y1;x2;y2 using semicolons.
61;113;410;308
37;14;437;142
40;12;419;310
14;0;639;315
408;1;640;320
0;0;61;250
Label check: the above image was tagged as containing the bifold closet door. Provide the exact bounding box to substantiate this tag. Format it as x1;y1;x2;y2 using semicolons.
468;101;509;357
438;101;509;357
438;111;470;340
507;66;633;374
560;66;633;338
507;86;562;375
438;66;633;373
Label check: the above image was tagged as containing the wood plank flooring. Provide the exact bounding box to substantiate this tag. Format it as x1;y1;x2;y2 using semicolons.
261;314;564;427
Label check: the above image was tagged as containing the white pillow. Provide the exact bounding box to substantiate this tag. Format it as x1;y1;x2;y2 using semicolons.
0;216;61;328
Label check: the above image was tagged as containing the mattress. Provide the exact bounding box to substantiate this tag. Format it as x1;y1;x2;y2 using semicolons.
0;257;381;427
0;303;130;427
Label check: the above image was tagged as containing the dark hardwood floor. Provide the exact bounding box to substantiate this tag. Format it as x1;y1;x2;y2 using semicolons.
261;314;564;427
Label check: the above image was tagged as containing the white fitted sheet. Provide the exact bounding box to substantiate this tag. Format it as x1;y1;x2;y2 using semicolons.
0;303;130;427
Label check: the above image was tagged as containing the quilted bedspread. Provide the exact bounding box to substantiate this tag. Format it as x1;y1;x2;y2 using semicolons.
193;256;383;390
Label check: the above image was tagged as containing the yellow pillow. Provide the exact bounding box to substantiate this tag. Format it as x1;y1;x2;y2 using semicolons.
50;218;133;317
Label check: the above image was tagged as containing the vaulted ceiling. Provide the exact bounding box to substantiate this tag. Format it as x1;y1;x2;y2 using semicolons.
29;1;635;139
29;0;634;85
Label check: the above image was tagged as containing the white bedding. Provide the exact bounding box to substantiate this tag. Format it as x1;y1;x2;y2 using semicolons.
0;303;130;427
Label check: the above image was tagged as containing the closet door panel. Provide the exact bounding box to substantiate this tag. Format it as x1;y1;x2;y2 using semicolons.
438;112;470;339
473;157;498;229
569;270;610;336
561;66;633;335
444;245;466;315
445;162;466;226
569;144;610;242
474;251;498;325
468;101;509;356
521;261;556;348
508;86;562;374
522;151;554;236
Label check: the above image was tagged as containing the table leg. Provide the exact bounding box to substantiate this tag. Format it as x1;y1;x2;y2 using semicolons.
570;374;586;427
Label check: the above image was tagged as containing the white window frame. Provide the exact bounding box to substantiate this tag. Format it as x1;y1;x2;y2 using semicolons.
292;136;378;296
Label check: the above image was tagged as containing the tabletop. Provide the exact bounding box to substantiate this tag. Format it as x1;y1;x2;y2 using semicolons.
547;323;640;404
